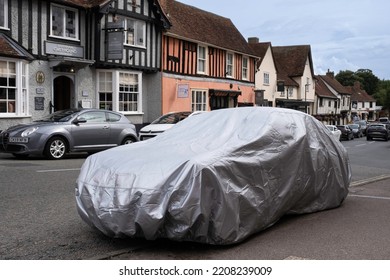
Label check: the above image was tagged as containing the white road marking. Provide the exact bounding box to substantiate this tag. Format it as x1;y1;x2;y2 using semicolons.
348;194;390;200
36;168;80;173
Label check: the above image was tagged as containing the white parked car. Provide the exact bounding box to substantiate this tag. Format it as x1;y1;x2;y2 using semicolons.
326;125;341;141
139;111;205;140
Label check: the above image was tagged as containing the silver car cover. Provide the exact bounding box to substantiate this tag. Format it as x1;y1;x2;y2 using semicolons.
75;107;351;245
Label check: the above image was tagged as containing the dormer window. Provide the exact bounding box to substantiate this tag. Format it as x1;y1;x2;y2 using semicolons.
50;4;79;40
0;0;8;29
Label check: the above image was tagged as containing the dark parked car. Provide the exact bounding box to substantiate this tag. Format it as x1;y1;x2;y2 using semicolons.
336;125;354;140
348;123;364;138
0;108;138;159
76;107;350;245
353;120;368;135
366;123;390;141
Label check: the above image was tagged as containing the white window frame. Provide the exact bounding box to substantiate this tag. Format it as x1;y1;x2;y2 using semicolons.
0;58;29;117
191;89;208;112
50;4;79;41
242;57;249;80
97;70;143;114
226;52;234;78
263;72;270;85
124;18;146;48
197;45;207;74
0;0;8;29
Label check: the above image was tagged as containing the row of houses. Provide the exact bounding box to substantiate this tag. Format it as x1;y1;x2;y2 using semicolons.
0;0;378;131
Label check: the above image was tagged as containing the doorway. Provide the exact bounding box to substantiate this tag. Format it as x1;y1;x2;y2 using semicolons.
53;76;74;111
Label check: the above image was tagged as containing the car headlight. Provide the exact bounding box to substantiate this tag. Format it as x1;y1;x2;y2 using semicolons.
21;127;38;137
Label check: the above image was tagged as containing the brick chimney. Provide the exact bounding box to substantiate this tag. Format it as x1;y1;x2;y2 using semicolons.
248;37;259;44
326;69;334;78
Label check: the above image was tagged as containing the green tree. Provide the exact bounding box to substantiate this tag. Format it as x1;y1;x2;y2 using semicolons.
335;69;380;95
374;80;390;116
355;69;380;95
335;70;363;86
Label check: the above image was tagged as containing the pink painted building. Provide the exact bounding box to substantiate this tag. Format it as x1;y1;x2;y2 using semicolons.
159;0;258;114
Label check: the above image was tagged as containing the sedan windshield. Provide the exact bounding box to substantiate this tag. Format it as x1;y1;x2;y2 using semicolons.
35;109;81;122
151;112;191;124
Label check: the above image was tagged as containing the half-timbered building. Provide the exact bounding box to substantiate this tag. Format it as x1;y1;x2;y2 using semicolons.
159;0;258;113
0;0;168;131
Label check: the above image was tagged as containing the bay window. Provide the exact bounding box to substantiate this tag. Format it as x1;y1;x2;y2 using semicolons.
0;59;28;116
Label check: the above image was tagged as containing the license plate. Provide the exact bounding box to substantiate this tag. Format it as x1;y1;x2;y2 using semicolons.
9;137;29;143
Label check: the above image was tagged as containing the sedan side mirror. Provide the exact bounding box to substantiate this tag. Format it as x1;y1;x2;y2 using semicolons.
73;117;87;125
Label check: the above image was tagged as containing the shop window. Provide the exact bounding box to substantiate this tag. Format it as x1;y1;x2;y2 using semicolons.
97;70;142;114
191;89;207;111
119;72;139;112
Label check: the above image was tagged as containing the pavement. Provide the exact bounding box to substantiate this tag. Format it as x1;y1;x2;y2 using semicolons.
96;175;390;260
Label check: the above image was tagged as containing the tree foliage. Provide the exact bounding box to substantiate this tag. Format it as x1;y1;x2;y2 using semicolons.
374;80;390;115
335;69;379;95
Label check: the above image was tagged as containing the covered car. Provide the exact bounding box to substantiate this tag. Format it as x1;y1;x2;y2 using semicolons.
75;107;351;245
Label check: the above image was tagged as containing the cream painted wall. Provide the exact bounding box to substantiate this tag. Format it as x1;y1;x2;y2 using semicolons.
255;47;277;105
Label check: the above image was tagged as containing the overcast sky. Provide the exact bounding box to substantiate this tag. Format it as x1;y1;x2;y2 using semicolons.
177;0;390;80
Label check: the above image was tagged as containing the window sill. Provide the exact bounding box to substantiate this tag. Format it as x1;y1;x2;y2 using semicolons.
0;114;32;119
48;35;80;43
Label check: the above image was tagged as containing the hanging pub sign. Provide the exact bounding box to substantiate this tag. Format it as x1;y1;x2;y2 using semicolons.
106;21;124;60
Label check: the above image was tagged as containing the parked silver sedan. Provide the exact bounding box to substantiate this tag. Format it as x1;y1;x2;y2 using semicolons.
0;108;138;159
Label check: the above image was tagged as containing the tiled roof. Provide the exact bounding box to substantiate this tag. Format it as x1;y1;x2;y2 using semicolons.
249;42;272;67
159;0;255;56
0;33;34;60
319;73;351;95
55;0;112;8
346;82;376;102
315;75;338;99
273;45;313;78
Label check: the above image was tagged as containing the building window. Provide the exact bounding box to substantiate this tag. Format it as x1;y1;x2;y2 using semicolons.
127;0;141;13
119;72;139;112
0;59;28;116
124;18;145;48
319;98;323;107
97;70;142;114
50;4;79;40
288;87;293;97
197;45;207;74
242;57;248;80
0;0;8;29
263;72;270;85
191;89;207;111
226;53;234;78
98;72;113;110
